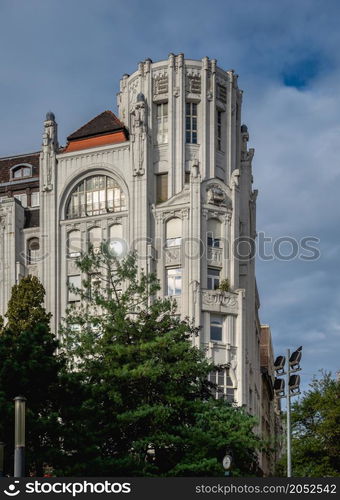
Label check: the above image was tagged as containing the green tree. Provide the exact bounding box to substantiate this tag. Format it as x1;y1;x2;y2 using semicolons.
61;245;261;476
5;275;51;332
0;276;64;476
280;371;340;477
292;371;340;476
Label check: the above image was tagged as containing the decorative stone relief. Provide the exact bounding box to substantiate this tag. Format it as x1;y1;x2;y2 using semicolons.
201;290;238;312
206;184;231;208
153;75;168;98
186;75;201;94
164;246;181;266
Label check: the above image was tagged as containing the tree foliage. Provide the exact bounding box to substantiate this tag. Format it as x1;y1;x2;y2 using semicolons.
282;371;340;477
0;276;64;476
60;245;261;476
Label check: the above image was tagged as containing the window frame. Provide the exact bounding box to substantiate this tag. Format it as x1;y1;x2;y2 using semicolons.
210;314;223;342
27;237;40;265
10;164;32;180
208;368;235;402
66;175;126;220
166;267;182;296
185;102;198;144
207;268;220;290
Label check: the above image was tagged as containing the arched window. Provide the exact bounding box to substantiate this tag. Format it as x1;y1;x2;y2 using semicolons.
207;218;221;248
27;237;39;265
67;230;82;258
165;218;182;247
11;164;32;179
66;175;126;219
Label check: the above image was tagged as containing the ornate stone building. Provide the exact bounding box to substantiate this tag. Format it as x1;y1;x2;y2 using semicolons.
0;54;263;419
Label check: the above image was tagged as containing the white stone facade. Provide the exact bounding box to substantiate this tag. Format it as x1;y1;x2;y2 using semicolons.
0;54;261;417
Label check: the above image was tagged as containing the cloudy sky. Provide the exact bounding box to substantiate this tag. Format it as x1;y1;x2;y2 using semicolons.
1;0;339;395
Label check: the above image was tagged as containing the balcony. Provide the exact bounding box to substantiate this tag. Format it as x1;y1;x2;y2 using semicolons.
201;289;238;314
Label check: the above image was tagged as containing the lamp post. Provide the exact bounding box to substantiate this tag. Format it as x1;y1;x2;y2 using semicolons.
14;396;26;478
0;442;5;477
274;346;302;478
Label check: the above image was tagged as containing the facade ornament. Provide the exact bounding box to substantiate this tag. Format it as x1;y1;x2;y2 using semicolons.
131;94;147;176
201;290;238;310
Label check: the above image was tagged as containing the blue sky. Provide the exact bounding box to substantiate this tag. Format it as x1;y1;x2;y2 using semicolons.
1;0;340;396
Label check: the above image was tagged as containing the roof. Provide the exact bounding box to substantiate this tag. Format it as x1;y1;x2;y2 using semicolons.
67;110;127;141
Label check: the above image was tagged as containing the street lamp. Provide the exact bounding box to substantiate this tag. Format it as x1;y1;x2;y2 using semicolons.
14;396;26;478
274;347;302;478
0;442;5;477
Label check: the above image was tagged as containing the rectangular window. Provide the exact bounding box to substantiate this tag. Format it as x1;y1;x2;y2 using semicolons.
68;275;81;303
217;110;222;151
155;103;168;144
208;368;235;402
156;173;168;203
14;193;28;208
31;192;40;207
207;268;220;290
184;171;190;184
185;102;198;144
210;314;223;341
166;268;182;296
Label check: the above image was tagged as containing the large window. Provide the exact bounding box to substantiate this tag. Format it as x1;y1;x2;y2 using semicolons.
166;268;182;296
185;102;197;144
208;368;235;402
210;314;223;341
27;238;40;265
66;176;126;219
207;268;220;290
155;103;168;144
166;218;182;247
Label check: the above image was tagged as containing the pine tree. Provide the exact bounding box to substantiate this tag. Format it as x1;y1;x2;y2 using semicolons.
61;245;261;476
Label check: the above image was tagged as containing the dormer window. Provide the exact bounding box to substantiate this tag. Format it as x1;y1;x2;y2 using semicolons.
11;164;32;179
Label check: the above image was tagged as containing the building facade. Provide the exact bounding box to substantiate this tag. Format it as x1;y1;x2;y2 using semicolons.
0;54;263;417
